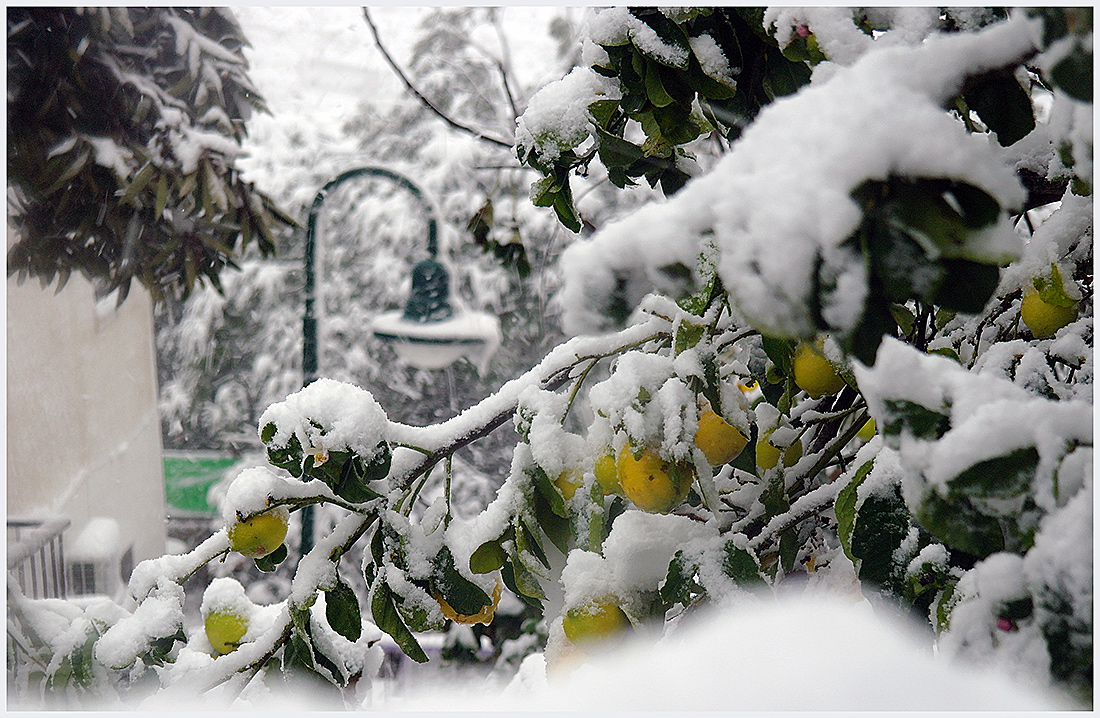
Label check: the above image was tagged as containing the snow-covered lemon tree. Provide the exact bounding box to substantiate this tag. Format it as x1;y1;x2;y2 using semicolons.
8;7;1091;709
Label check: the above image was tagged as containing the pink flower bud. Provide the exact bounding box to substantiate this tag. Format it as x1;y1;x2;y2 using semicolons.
996;617;1014;632
796;25;811;38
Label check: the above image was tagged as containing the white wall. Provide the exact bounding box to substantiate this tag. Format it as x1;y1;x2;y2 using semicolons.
7;231;167;580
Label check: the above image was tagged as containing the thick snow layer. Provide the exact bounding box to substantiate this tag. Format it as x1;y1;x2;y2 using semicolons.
563;512;715;611
556;16;1037;336
258;377;389;460
939;481;1092;698
514;66;620;162
95;579;185;670
201;577;252;618
372;308;501;373
856;338;1092;513
375;595;1068;710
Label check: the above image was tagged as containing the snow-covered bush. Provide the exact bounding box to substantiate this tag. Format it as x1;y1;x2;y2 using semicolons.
8;7;1091;709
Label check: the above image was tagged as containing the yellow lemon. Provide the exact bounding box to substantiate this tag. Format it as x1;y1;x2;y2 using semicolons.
594;452;621;496
694;408;749;466
617;445;693;514
562;597;630;645
1021;286;1078;339
793;343;846;398
436;578;502;626
553;468;584;500
228;508;289;559
205;610;248;655
756;435;803;471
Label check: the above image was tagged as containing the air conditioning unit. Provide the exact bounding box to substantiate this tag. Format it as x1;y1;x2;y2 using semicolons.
67;517;132;602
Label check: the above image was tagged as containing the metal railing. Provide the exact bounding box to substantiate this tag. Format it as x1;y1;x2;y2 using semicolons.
7;518;71;600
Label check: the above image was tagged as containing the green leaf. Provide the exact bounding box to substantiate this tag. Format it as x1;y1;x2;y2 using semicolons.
552;185;582;233
674;321;706;355
881;399;951;442
779;529;799;573
722;542;764;585
255;542;288;573
659;550;699;606
835;459;875;563
530;175;560;207
469;539;507;574
1034;264;1079;308
963;70;1035;147
261;422;277;445
631;11;691;69
1049;44;1092;102
847;292;896;366
594;126;646;169
433;545;492;616
851;484;911;593
284;631;315;672
928;347;962;363
889;304;916;336
324;578;362;642
361;442;393;481
370;583;428;663
587;479;606;552
932;259;1000;314
529;466;568;518
532;486;572;555
502;552;547;603
935;580;959;633
332;453;384;504
949;446;1040;499
588;99;621;130
645;60;676;107
515;517;551;571
760;45;811;100
118;162;156;205
761;335;796;378
916;490;1005;558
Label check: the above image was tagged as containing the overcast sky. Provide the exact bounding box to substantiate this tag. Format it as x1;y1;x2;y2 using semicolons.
235;7;574;130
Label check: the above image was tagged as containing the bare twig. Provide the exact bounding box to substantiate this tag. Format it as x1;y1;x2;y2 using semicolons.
362;8;513;150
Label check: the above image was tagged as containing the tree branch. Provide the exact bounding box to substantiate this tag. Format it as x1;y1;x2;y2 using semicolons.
362;8;514;150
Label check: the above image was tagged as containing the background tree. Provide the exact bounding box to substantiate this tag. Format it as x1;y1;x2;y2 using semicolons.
7;7;293;304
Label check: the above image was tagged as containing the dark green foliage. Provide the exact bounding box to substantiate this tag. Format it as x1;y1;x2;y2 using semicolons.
842;177;1007;364
432;546;492;616
7;8;295;303
518;7;813;231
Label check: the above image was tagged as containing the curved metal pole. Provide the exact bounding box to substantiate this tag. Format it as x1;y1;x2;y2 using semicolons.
299;166;439;555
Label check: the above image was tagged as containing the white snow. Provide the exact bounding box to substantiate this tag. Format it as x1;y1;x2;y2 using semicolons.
382;594;1069;711
258;377;389;461
200;577;252;619
514;66;620;163
371;308;501;373
95;578;184;669
554;16;1038;337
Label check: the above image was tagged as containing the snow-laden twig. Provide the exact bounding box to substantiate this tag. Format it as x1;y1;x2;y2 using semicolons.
387;317;671;483
129;530;230;602
747;480;843;552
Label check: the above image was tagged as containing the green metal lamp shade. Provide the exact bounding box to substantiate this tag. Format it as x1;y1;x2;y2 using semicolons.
403;257;454;322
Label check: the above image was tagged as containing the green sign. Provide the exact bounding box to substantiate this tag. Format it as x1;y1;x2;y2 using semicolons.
163;453;240;516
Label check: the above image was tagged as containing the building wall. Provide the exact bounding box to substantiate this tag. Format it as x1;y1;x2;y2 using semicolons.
7;243;167;576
